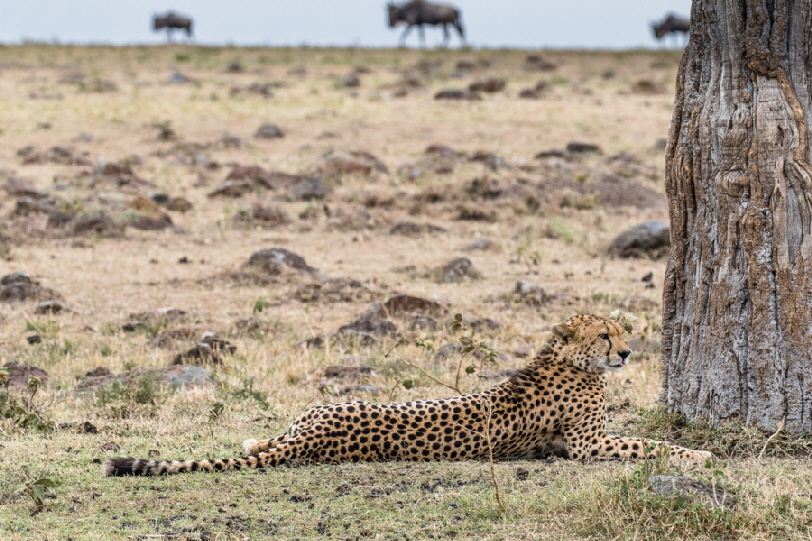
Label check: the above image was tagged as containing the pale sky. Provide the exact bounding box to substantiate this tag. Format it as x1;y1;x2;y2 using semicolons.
0;0;692;49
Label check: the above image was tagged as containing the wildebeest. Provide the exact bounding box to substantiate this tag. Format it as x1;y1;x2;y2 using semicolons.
387;0;465;47
153;11;194;42
651;13;689;42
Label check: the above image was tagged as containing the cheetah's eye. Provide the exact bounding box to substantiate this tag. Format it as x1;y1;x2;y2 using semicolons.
599;333;609;340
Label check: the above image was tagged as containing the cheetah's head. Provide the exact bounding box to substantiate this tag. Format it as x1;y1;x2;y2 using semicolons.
551;314;631;374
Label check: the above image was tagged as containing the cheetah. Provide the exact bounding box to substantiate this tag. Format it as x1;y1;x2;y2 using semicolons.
104;314;712;476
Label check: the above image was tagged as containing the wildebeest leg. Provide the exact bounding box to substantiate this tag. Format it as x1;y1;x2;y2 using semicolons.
454;20;466;46
441;24;450;47
399;25;413;47
418;25;426;47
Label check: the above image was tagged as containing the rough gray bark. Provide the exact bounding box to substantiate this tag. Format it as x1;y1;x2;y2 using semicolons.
661;0;812;432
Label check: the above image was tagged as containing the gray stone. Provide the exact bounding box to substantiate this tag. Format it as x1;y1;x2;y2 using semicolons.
290;177;332;201
1;362;49;388
648;476;734;509
254;123;284;139
608;221;670;258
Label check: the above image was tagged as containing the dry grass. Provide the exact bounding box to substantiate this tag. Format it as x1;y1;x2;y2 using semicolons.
0;45;810;540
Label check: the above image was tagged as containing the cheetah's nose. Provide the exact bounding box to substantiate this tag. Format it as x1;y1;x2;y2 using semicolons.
618;349;631;361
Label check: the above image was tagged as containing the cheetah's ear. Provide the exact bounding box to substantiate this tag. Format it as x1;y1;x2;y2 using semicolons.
552;323;574;343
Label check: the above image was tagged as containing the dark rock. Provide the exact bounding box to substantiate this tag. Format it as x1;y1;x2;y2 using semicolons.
632;80;665;94
565;141;602;155
71;210;123;237
36;301;66;314
340;73;361;88
337;385;380;395
323;366;376;379
518;89;541;99
247;248;322;277
0;283;63;303
1;362;49;389
321;150;388;177
461;238;496;252
363;294;446;319
290;177;332;201
648;476;733;509
76;365;215;393
1;272;33;286
434;89;482;101
85;366;113;377
232;204;290;228
165;197;193;212
469;319;502;332
254;123;285;139
468;77;506;92
441;257;478;283
167;72;191;84
608;221;670;258
524;55;557;71
4;177;48;198
389;221;447;236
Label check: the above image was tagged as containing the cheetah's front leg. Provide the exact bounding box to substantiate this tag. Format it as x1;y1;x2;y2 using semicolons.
567;431;712;462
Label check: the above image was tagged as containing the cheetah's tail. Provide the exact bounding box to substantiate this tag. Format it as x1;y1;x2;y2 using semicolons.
103;454;276;477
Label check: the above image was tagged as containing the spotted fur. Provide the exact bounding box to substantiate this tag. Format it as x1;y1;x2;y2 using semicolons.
103;314;711;476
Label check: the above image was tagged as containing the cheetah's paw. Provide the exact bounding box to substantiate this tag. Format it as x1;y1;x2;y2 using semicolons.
242;439;261;456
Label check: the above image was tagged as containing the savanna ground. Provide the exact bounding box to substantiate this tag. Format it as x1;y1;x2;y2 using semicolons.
1;45;811;540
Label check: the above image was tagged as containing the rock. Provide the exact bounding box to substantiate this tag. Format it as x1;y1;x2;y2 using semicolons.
225;61;245;73
170;332;236;367
254;123;285;139
247;248;322;277
232;203;290;228
76;365;215;393
337;318;398;337
35;301;66;314
71;210;124;237
148;328;200;348
321;150;388;177
518;89;541;99
565;141;602;155
434;343;462;361
0;282;63;303
338;385;380;396
389;221;447;236
434;89;482;101
340;73;361;88
85;366;113;377
468;150;509;171
621;295;658;313
516;467;530;480
608;221;670;258
167;71;191;84
293;277;383;304
409;317;437;331
323;366;376;379
363;294;446;319
1;272;33;286
632;80;665;94
468;77;506;92
1;362;49;388
524;55;557;71
165;197;193;212
512;345;534;358
469;319;502;332
648;476;734;509
290;177;332;201
4;177;48;198
440;257;478;283
461;238;496;252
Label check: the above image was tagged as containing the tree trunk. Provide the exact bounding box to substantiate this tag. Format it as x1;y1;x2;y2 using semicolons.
661;0;812;432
